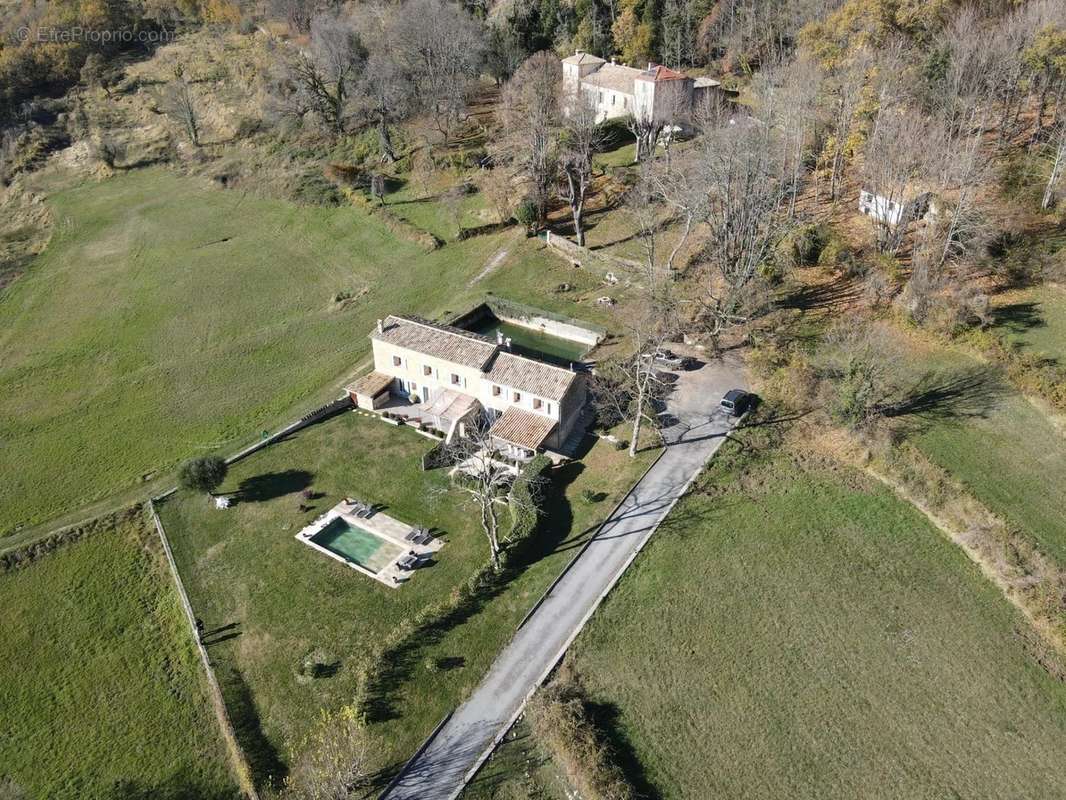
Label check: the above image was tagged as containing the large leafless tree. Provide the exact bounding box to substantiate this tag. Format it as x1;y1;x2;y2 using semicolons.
558;88;603;246
281;11;367;135
387;0;485;143
161;66;200;147
444;420;543;569
496;51;560;225
686;110;796;349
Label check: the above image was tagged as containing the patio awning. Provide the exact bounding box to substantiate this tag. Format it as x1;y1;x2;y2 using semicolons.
421;389;479;422
488;407;557;451
346;371;393;398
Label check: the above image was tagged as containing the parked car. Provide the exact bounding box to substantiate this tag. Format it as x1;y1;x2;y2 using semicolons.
720;389;754;416
640;349;697;370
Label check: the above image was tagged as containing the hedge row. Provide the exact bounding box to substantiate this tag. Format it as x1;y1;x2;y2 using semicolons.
505;454;553;554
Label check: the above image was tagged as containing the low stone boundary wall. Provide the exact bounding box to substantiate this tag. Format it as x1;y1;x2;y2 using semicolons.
542;229;644;275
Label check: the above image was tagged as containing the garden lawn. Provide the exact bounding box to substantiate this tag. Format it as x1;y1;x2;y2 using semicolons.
159;409;657;787
563;432;1066;800
0;511;237;800
0;167;510;535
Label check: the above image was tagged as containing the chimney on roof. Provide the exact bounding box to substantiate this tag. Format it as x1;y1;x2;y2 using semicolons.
505;337;512;350
647;62;655;70
377;319;383;333
610;57;615;64
496;330;504;345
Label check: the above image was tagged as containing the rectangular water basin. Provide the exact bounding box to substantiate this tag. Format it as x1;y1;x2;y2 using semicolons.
309;517;404;574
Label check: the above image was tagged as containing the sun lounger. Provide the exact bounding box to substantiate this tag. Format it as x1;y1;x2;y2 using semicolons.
397;554;418;570
404;529;419;542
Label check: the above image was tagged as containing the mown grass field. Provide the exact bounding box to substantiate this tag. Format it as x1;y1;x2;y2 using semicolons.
0;511;237;799
989;283;1066;362
866;325;1066;565
384;180;496;242
160;409;657;788
558;429;1066;799
0;168;512;535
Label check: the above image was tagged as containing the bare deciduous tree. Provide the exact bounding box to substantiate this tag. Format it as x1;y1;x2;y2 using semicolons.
592;301;677;458
282;706;370;800
861;102;935;255
683;110;795;349
388;0;485;143
445;421;517;569
358;53;414;163
819;50;872;202
281;11;367;135
558;88;602;246
495;51;560;225
162;66;200;147
1042;120;1066;209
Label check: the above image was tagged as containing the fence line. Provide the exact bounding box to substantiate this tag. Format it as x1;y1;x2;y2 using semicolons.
147;500;260;800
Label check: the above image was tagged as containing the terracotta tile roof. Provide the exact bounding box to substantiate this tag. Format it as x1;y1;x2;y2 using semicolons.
346;371;393;397
562;51;606;66
581;63;641;95
637;64;687;82
489;406;558;450
372;315;497;370
485;351;578;401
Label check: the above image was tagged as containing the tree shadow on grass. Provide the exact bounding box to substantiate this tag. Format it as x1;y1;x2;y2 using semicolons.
990;301;1048;342
219;667;287;790
881;365;1011;432
359;463;583;733
586;700;664;800
234;470;313;504
105;775;239;800
776;277;862;315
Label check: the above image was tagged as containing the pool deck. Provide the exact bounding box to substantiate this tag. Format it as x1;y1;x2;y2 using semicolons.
295;499;442;588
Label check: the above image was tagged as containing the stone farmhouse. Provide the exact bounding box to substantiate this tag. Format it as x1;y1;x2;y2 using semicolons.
561;50;723;125
347;315;587;457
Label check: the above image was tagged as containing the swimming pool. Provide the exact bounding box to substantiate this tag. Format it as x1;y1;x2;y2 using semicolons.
310;517;404;574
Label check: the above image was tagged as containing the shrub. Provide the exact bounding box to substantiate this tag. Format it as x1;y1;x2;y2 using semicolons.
505;455;552;556
291;170;343;206
817;234;857;273
178;456;227;495
529;672;636;800
778;223;830;268
513;199;538;231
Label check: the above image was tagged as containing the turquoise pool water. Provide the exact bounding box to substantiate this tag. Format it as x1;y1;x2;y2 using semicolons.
311;518;403;573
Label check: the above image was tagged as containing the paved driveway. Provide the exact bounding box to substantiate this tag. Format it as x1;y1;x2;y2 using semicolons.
382;352;747;800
